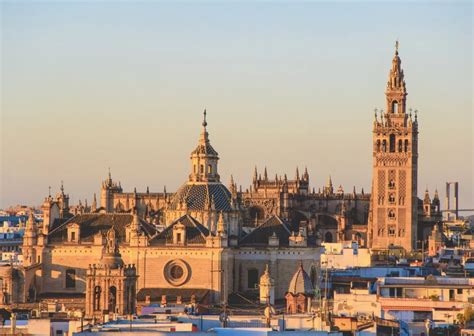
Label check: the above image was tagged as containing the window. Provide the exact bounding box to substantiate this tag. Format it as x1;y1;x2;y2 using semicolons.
71;231;76;242
376;140;381;152
176;233;182;244
388;193;395;204
388;225;396;237
392;101;398;114
193;165;196;173
208;164;212;174
109;286;117;313
404;140;409;152
94;286;101;310
65;269;76;288
325;232;333;243
247;269;259;289
388;179;395;189
389;134;396;152
382;140;387;152
388;210;396;220
398;139;403;152
200;165;204;173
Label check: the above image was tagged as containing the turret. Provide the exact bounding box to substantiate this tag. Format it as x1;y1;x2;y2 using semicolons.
189;110;220;183
101;169;122;212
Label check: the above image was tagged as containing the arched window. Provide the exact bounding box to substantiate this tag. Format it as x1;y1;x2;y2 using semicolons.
65;269;76;288
109;286;117;313
247;269;259;289
388;193;395;204
208;164;212;174
376;140;381;152
388;209;396;220
94;286;101;311
388;179;395;189
200;164;204;173
324;231;333;243
389;134;396;152
398;139;403;152
193;165;196;173
404;140;409;152
382;140;387;152
392;101;398;114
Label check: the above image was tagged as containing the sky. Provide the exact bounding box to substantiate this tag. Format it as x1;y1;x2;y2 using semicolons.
1;1;472;211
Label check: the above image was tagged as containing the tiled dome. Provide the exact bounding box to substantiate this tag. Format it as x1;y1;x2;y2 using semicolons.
288;263;314;295
169;182;232;212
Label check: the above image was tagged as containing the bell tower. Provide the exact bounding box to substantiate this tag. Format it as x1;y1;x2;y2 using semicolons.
368;42;418;251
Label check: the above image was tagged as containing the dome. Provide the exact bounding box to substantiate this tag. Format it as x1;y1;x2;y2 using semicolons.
169;182;232;212
100;252;124;269
288;263;313;295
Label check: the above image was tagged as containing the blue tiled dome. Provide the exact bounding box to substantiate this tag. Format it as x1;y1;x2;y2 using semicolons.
169;182;232;212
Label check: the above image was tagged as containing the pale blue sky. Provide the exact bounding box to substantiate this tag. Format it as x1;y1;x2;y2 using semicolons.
1;1;472;210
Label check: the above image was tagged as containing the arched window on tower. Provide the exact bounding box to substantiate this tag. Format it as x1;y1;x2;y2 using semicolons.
398;139;403;152
376;140;381;152
389;134;396;153
200;164;204;174
404;140;409;152
392;101;398;114
208;164;212;174
382;140;387;152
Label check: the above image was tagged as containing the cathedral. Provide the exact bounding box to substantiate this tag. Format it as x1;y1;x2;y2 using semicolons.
2;43;442;316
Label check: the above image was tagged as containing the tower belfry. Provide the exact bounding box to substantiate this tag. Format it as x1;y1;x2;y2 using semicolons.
368;42;418;251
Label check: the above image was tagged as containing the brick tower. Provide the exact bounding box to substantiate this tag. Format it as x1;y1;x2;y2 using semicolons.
368;42;418;251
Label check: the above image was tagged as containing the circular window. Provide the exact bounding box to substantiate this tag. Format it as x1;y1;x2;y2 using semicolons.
170;265;184;279
164;259;190;286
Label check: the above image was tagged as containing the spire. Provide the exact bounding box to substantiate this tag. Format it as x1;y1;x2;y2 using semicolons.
434;189;440;200
26;210;36;231
199;109;209;145
303;167;309;181
253;166;258;182
386;40;407;115
264;167;268;181
424;188;431;204
295;167;300;180
217;212;226;236
92;193;97;212
60;180;65;194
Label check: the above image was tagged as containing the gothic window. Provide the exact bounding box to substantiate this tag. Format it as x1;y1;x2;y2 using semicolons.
388;209;396;220
376;140;381;152
388;193;395;204
71;231;76;242
200;164;204;173
208;164;212;174
247;269;259;289
404;140;409;152
94;286;101;311
389;134;396;153
388;226;396;237
392;101;398;114
388;179;395;189
398;139;403;152
65;269;76;288
382;140;387;152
